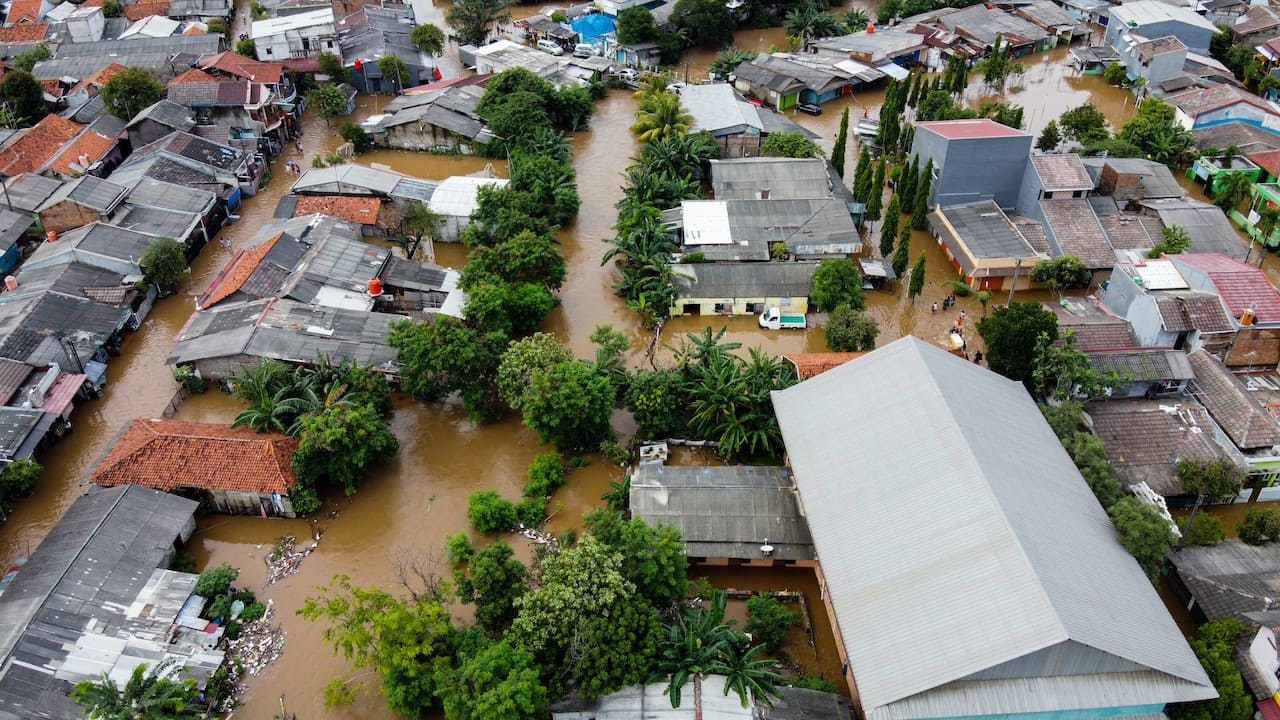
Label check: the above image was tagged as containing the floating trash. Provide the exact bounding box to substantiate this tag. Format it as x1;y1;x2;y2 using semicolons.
264;532;320;586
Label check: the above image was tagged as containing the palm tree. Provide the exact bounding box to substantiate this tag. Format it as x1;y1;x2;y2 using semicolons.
633;72;674;106
712;642;783;708
631;92;693;142
232;383;313;434
1213;169;1254;213
784;3;821;47
71;661;202;720
844;7;869;29
230;358;289;405
655;591;743;707
640;133;718;181
1248;203;1279;264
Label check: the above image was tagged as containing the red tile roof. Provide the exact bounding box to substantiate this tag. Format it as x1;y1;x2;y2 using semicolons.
48;129;116;176
1249;148;1280;179
69;62;130;96
0;21;47;42
197;232;281;309
1187;349;1280;449
1168;84;1274;119
6;0;43;23
294;195;382;225
0;114;84;175
281;56;319;73
41;373;85;417
197;51;285;84
915;118;1030;140
122;1;169;19
171;67;217;84
1173;253;1280;323
1030;154;1093;191
783;352;866;379
89;418;300;494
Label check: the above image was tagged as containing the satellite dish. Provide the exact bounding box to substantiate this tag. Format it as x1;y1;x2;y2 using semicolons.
760;538;774;557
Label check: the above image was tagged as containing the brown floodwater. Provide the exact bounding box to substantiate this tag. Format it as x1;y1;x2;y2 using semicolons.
0;22;1195;719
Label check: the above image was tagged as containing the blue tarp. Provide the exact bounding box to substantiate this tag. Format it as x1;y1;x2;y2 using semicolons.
571;13;614;44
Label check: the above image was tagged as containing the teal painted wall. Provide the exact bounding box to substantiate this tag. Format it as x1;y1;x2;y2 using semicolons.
925;703;1166;720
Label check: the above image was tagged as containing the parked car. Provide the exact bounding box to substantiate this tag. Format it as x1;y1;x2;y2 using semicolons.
536;39;564;56
796;102;823;116
617;67;640;81
573;43;594;58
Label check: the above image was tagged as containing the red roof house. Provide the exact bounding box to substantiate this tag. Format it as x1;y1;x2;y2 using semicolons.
88;418;303;517
1170;253;1280;325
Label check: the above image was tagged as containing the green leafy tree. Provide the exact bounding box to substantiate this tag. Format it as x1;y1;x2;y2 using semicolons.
852;146;872;203
338;121;371;153
1119;98;1195;166
441;640;548;720
1037;119;1061;152
745;595;800;654
510;153;580;225
880;193;900;257
447;0;511;46
388;316;507;422
308;84;350;126
1148;224;1192;258
1059;103;1109;144
1107;496;1176;582
12;43;51;73
72;661;200;720
0;70;45;126
468;491;519;533
1102;61;1128;85
977;300;1059;388
912;159;933;229
810;258;865;312
671;0;734;47
509;535;663;698
376;55;409;94
899;156;918;214
1177;458;1246;501
317;52;348;83
585;509;689;607
616;6;660;43
411;23;445;56
825;305;879;351
892;223;912;278
520;361;615;453
463;230;566;291
1041;402;1125;509
709;48;756;79
139;237;188;292
1032;330;1122;401
496;333;574;409
0;458;40;498
1237;507;1280;545
524;452;566;498
100;67;163;120
831;107;850;179
1029;255;1091;296
462;280;557;336
292;402;398;497
1184;514;1226;546
907;252;926;303
975;34;1017;90
624;369;686;438
100;0;122;16
458;541;528;634
864;159;884;223
234;38;257;57
1170;618;1252;720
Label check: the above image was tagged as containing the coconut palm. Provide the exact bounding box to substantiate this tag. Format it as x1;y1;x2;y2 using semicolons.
633;72;674;106
71;661;202;720
631;92;693;142
786;3;842;47
844;7;869;29
639;132;718;181
1213;170;1254;212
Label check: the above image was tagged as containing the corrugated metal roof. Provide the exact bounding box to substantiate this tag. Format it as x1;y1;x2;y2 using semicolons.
671;261;817;299
771;336;1216;720
427;175;507;217
710;157;831;200
550;674;850;719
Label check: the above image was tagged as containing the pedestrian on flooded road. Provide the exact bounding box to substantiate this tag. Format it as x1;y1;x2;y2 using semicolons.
294;138;302;152
931;302;938;313
974;350;984;365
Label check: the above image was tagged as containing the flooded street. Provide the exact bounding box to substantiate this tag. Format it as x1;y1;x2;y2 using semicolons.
0;20;1256;718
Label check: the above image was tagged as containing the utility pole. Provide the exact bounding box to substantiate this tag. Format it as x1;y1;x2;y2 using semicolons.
1007;258;1022;305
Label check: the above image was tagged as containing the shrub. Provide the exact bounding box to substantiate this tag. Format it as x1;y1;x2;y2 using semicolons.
172;366;205;393
745;594;800;654
240;602;267;622
467;490;518;533
524;452;566;498
445;531;475;564
1185;515;1225;546
516;497;546;527
338;121;371;153
599;440;631;467
0;459;41;497
194;563;239;597
788;675;838;692
1237;507;1280;545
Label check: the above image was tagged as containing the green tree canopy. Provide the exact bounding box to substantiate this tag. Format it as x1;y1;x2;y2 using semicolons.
1177;458;1246;500
1169;618;1252;720
810;258;865;312
72;661;200;720
671;0;734;47
496;333;575;410
0;458;40;498
1107;496;1176;582
447;0;511;45
616;6;660;43
520;360;615;453
292;402;398;497
0;70;46;126
825;305;879;351
317;51;348;83
584;509;689;607
139;237;188;292
1036;119;1061;152
12;43;50;73
388;316;507;422
624;369;685;438
308;84;350;124
411;23;446;55
760;131;824;159
377;55;409;93
745;594;800;654
235;37;257;57
631;92;693;142
1029;255;1091;295
977;301;1058;388
100;67;163;120
1238;507;1280;545
1148;224;1192;258
457;540;528;634
440;639;548;720
907;252;926;302
1058;103;1109;144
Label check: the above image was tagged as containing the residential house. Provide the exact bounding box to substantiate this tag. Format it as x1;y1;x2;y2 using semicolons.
1015;0;1084;43
1141;198;1248;258
1248;148;1280;183
1169;253;1280;329
0;485;225;720
1187;151;1261;195
1204;0;1247;25
670;197;859;261
282;194;383;234
1086;348;1196;397
810;25;928;68
427;172;509;242
338;5;434;95
1051;297;1140;351
782;352;866;379
1233;5;1280;44
1187;349;1280;471
165;68;292;156
1113;35;1189;88
933;3;1052;54
167;0;233;23
111;202;205;252
62;4;104;42
0;114;84;177
1105;1;1218;54
0;21;48;44
678;82;817;158
0;207;25;273
1087;398;1238;496
732;53;848;110
6;0;51;24
50;33;223;64
89;418;302;516
709;157;834;200
197;51;295;104
124;99;197;150
289;162;436;205
1082;156;1184;203
911;119;1035;210
771;336;1218;720
123;176;224;240
517;14;578;53
552;675;849;720
1100;257;1236;350
110;130;259;206
118;14;189;39
927;200;1046;290
629;464;814;565
1015;154;1117;271
669;262;818;317
375;84;496;153
1167;83;1280;132
33;174;128;234
467;39;563;78
1090;196;1163;253
1169;541;1280;621
2;172;63;214
250;7;337;63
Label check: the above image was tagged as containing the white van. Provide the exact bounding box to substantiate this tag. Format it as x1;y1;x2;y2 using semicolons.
536;39;564;56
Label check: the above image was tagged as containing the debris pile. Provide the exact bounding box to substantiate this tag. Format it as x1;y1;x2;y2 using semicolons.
264;531;320;585
518;526;558;552
218;600;285;712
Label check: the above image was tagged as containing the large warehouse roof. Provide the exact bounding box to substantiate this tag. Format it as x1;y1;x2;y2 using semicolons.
771;336;1215;720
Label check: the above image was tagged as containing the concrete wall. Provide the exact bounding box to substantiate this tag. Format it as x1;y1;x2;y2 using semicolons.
383;124;479;154
1100;277;1178;347
210;489;296;517
670;294;810;318
1106;21;1211;53
1191;103;1273;130
912;129;1033;210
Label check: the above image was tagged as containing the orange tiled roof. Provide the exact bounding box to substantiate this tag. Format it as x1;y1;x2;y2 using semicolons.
6;0;43;23
294;195;382;225
123;2;169;20
0;21;48;42
198;51;284;84
48;129;116;176
197;232;281;309
69;61;129;96
89;418;300;494
0;114;84;175
171;67;217;84
182;24;205;34
783;352;866;379
39;77;61;96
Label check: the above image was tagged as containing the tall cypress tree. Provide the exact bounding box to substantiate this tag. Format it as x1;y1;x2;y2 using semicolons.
876;80;898;146
908;251;927;303
899;156;918;214
852;146;872;203
880;193;900;257
892;223;912;278
865;159;885;224
832;107;851;179
907;71;924;108
912;158;933;229
898;124;914;156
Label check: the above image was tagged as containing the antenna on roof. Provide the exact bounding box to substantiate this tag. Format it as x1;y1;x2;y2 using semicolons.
760;538;774;557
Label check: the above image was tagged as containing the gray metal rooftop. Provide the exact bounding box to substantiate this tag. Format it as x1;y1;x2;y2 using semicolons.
123;177;216;214
551;674;850;719
4;174;64;213
0;406;42;461
61;175;128;213
671;261;817;300
770;336;1216;720
933;200;1039;263
0;485;200;720
630;464;814;561
710;157;832;200
1167;540;1280;622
